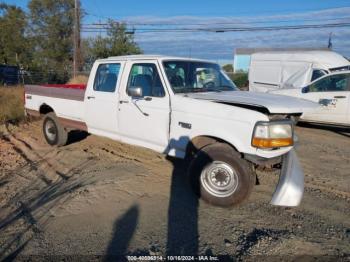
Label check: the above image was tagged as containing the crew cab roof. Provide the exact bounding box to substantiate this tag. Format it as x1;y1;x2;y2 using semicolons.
96;54;215;64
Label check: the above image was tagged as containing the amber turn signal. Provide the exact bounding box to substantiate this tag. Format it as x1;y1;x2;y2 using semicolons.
252;137;293;149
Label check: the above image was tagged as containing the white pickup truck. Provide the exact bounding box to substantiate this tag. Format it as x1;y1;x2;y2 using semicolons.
24;55;317;207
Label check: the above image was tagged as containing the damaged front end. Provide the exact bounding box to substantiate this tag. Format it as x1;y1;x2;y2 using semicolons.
246;118;304;207
245;149;304;207
270;149;304;206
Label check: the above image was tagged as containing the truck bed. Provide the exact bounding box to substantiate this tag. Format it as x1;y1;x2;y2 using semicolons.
24;84;87;124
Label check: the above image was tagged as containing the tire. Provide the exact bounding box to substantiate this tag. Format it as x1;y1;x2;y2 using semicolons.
43;112;68;146
189;143;255;207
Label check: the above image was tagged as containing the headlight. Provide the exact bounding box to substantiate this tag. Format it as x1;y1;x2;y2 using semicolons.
252;121;293;149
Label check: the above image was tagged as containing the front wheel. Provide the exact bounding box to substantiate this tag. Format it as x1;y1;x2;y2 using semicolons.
43;112;68;146
189;143;255;207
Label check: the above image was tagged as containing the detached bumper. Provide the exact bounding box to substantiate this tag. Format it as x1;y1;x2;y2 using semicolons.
270;149;304;206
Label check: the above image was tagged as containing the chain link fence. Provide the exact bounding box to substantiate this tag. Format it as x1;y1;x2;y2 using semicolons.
1;68;90;86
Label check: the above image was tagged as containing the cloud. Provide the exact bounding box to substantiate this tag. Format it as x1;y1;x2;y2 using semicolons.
85;7;350;61
122;7;350;25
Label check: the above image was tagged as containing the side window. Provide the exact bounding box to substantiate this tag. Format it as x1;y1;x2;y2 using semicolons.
309;76;331;92
311;69;327;82
93;63;121;92
309;74;350;92
127;63;165;97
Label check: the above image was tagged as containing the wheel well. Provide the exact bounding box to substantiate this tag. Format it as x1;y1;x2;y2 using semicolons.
39;104;54;115
186;136;238;157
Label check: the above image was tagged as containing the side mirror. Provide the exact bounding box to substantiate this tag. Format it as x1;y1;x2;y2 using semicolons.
301;86;309;93
128;87;143;98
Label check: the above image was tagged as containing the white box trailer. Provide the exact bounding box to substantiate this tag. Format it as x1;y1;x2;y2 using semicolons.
249;51;350;126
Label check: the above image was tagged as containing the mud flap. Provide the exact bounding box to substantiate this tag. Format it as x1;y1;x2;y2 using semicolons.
270;149;304;206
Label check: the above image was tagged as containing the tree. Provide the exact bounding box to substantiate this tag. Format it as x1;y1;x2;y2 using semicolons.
28;0;75;83
84;20;142;66
0;3;29;65
106;21;142;56
222;64;234;73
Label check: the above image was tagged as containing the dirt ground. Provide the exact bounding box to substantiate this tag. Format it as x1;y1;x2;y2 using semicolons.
0;120;349;261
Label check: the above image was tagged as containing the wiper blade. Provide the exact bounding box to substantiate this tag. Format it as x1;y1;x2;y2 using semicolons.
193;88;222;93
176;87;232;94
218;85;236;90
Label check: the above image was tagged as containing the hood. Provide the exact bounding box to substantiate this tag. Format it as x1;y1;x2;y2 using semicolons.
183;91;318;114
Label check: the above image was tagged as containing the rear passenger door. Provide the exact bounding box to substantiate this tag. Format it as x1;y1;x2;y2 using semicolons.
85;62;124;134
117;60;170;152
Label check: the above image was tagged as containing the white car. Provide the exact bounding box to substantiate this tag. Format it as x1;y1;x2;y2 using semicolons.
248;50;350;126
270;71;350;126
24;55;317;207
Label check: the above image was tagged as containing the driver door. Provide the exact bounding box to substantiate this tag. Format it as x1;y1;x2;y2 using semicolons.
117;60;170;152
301;73;350;124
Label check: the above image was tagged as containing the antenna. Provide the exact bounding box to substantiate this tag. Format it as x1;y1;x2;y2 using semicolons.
328;32;333;49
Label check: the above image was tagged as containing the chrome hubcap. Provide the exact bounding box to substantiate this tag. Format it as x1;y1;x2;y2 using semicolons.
200;161;239;198
45;120;56;141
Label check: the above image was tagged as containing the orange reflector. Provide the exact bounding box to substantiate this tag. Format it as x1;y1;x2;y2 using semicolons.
252;137;293;148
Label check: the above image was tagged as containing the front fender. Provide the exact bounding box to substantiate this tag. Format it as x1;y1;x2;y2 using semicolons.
270;149;304;206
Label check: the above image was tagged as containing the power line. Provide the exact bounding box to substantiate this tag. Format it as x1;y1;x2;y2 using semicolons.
84;16;350;27
84;16;350;26
81;21;350;34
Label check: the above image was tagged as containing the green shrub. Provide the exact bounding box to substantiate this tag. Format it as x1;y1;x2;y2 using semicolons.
0;86;25;124
228;72;249;90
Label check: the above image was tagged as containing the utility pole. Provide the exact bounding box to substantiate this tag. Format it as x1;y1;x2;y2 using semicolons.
73;0;81;78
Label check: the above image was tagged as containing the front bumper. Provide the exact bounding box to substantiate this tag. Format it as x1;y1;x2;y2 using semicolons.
270;149;304;206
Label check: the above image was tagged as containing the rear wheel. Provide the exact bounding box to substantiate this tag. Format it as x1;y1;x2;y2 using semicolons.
189;143;255;207
43;112;68;146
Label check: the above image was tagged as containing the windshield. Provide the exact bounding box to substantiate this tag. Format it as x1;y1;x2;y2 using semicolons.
163;60;238;93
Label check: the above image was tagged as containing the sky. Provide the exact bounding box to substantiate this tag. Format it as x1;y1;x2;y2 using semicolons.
4;0;350;63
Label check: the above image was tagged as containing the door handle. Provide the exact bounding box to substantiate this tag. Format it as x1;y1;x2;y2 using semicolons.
119;100;129;104
318;98;333;106
334;96;346;99
87;96;95;99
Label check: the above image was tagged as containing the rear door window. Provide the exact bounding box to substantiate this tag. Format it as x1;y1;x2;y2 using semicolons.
93;63;121;92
